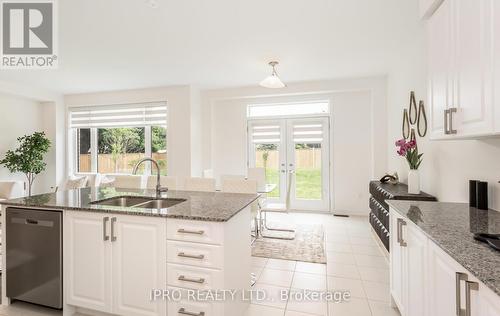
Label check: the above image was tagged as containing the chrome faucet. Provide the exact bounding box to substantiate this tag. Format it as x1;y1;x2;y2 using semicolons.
132;158;168;198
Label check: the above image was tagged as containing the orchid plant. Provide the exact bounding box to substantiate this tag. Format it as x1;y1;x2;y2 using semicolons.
396;139;423;170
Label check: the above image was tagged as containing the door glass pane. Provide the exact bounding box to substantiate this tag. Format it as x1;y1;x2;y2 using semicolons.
77;128;91;172
294;143;322;200
151;126;167;175
97;127;145;174
255;144;280;198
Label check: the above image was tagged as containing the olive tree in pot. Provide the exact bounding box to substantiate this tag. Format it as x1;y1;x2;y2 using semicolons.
0;132;51;196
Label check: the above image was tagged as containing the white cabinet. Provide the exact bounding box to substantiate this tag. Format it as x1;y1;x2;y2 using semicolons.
427;0;498;139
390;208;500;316
64;211;167;316
65;212;112;313
389;210;428;316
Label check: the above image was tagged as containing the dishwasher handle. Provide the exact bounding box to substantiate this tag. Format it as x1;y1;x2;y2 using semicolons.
11;217;54;228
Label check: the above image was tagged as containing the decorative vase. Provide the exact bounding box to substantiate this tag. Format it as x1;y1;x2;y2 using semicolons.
408;170;420;194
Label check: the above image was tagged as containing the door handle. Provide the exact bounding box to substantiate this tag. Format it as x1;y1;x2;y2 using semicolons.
103;217;109;241
396;218;402;244
178;252;205;260
444;109;450;134
399;219;407;247
110;217;117;242
449;107;457;134
465;280;478;316
456;272;468;316
177;228;204;235
178;308;205;316
178;275;205;284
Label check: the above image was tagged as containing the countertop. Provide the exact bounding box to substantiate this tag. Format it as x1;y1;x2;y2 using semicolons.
387;200;500;296
0;187;259;222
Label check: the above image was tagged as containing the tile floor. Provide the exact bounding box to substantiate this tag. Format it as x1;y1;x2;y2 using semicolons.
0;213;400;316
246;213;401;316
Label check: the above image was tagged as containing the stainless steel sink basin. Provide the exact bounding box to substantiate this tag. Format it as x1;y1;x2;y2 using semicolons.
91;196;154;207
91;196;186;209
134;198;186;209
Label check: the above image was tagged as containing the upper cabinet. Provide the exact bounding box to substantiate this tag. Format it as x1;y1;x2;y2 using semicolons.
427;0;499;140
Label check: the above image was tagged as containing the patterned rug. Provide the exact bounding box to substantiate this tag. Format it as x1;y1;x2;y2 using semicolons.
252;223;326;263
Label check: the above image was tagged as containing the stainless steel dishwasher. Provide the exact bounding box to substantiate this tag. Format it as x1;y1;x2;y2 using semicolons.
6;207;62;309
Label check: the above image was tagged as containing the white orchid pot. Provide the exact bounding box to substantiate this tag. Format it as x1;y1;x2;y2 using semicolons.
408;169;420;194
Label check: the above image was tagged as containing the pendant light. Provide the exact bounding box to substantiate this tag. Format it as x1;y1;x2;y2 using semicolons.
259;61;286;89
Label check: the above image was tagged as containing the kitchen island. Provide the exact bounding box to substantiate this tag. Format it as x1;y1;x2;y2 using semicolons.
0;187;258;316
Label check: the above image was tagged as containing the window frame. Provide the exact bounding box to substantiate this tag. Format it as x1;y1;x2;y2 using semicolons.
247;100;330;119
73;125;167;175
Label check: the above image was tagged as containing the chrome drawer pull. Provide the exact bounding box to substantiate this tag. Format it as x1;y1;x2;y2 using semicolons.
178;308;205;316
178;275;205;284
178;252;205;260
465;281;478;316
178;228;205;235
456;272;468;316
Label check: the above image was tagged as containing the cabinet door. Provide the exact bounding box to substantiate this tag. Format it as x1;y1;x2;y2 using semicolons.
454;0;494;135
64;211;112;313
494;0;500;132
111;215;167;316
478;285;500;316
405;224;428;316
389;211;405;314
428;0;453;139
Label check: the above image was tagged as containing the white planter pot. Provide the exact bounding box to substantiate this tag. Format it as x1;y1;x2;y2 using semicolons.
408;170;420;194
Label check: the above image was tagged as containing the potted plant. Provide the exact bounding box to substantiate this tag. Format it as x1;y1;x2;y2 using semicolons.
0;132;51;196
395;139;423;194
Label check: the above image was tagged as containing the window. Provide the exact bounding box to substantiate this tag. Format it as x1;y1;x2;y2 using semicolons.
247;101;329;118
70;103;167;175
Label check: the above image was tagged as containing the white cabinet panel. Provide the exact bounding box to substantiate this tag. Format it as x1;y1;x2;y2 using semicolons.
64;211;112;313
112;215;167;316
455;0;494;135
167;240;224;269
167;219;224;245
389;211;405;314
405;224;428;316
428;0;453;139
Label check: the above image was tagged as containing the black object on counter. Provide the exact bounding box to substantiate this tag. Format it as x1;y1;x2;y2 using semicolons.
469;180;479;207
474;233;500;252
477;181;489;210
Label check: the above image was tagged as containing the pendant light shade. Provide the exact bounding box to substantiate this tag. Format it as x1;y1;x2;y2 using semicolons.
260;61;286;88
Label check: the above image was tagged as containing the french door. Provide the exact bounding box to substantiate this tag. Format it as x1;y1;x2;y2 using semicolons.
248;117;330;211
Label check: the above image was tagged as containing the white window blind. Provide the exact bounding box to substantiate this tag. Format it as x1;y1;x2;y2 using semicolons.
69;102;167;128
250;124;281;144
292;122;324;143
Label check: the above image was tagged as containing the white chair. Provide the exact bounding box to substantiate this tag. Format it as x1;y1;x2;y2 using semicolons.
260;172;295;240
55;175;88;192
184;177;216;192
109;175;145;189
0;181;25;200
202;169;214;178
247;167;266;192
147;175;177;190
221;178;257;194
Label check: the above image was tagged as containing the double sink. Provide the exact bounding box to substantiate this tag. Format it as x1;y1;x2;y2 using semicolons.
91;196;186;209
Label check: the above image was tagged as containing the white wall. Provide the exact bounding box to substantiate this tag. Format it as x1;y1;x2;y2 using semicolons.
203;76;387;214
64;85;195;180
0;94;61;194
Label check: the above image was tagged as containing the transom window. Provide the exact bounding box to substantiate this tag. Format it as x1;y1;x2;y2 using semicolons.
70;102;167;175
247;101;329;118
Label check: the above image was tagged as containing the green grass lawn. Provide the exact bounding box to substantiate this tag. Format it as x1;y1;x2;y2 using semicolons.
265;168;322;200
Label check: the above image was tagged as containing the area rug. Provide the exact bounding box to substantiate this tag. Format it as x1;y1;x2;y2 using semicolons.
252;223;326;263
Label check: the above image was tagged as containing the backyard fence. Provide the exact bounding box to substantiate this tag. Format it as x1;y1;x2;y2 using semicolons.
255;148;322;169
79;153;167;173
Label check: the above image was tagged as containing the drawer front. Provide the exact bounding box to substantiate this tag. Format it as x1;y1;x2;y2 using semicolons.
167;219;224;245
167;241;224;269
167;263;224;290
167;287;224;316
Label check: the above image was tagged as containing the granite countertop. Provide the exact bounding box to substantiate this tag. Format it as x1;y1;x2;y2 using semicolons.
0;187;259;222
387;200;500;296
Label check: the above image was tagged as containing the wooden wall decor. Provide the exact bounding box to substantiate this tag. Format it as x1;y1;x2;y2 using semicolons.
417;100;428;137
409;91;418;124
402;109;410;139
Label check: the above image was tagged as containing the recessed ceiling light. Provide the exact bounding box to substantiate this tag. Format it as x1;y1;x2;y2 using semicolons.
259;61;286;89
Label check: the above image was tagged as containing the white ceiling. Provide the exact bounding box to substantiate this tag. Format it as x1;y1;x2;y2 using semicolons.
0;0;424;94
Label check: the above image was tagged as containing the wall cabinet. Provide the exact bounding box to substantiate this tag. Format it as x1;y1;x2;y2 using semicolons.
390;209;500;316
64;211;167;316
427;0;498;139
